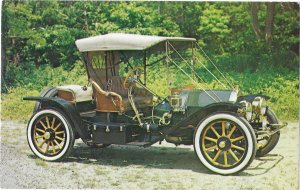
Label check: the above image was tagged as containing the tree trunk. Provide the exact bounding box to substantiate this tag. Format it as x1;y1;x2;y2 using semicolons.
1;45;6;83
158;1;161;14
265;2;276;46
251;3;261;39
1;0;7;92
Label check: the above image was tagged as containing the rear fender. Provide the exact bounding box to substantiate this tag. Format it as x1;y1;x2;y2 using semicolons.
33;87;58;113
24;96;90;142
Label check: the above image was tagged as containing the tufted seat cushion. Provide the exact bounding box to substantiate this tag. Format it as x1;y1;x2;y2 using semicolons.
57;85;93;103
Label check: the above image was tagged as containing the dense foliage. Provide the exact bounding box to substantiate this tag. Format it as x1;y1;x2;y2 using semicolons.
1;1;299;121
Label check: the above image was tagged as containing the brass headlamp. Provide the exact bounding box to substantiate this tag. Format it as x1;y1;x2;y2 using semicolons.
240;100;252;121
252;97;267;116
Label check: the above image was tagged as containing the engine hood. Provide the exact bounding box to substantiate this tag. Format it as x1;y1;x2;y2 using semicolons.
179;89;238;109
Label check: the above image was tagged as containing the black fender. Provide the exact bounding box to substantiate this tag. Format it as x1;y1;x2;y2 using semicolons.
24;96;91;142
192;102;242;118
164;102;242;136
33;87;58;113
237;94;270;103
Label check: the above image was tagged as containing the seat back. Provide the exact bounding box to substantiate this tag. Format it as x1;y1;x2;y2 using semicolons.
90;79;122;112
99;76;127;97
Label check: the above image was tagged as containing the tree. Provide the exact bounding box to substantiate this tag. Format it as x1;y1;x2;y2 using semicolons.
197;3;231;54
265;2;276;46
250;2;277;46
251;3;261;39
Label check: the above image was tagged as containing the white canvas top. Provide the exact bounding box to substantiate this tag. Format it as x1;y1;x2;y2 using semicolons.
75;33;196;52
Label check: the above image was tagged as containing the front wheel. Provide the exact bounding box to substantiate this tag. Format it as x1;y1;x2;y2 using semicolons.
194;112;256;175
27;109;75;161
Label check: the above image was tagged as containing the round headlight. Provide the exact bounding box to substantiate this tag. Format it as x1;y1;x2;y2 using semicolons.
252;97;267;116
245;102;252;121
252;97;262;113
260;98;267;115
240;100;252;121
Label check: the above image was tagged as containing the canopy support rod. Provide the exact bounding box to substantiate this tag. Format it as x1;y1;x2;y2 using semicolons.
196;44;235;89
194;56;228;89
167;42;222;102
166;54;219;102
168;42;227;89
165;41;171;92
143;50;147;85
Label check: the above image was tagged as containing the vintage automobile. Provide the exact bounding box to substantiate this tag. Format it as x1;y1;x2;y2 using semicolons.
24;33;287;175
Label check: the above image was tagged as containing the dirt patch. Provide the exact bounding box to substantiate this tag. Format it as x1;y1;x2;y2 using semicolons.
0;120;298;189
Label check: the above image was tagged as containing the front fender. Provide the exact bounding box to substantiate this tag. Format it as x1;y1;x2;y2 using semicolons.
24;96;91;142
164;102;242;135
237;94;270;103
199;102;241;114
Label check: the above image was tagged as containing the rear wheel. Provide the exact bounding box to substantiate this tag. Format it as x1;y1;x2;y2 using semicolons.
194;112;256;175
27;109;75;161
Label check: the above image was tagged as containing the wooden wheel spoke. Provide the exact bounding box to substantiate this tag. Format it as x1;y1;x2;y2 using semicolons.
53;123;62;131
39;140;46;148
51;117;56;129
231;136;245;142
210;126;220;138
44;142;50;153
227;126;236;138
204;136;218;143
55;131;65;135
36;128;45;133
229;149;239;162
213;150;222;161
34;135;44;139
224;151;228;166
221;121;226;136
54;140;62;149
205;145;217;151
46;116;50;128
55;136;64;141
51;142;56;154
39;120;47;130
231;144;245;151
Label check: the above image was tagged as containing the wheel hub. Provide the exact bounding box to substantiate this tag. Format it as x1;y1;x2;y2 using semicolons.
44;129;55;141
44;132;51;140
218;141;226;148
217;136;231;151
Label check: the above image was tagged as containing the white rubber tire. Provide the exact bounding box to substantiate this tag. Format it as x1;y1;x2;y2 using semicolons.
27;109;74;161
194;113;256;175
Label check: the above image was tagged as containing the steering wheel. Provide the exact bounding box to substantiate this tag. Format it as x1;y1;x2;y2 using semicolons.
123;67;144;89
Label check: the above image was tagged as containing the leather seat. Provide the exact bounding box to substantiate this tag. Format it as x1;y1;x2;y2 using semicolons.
91;76;153;112
57;85;93;103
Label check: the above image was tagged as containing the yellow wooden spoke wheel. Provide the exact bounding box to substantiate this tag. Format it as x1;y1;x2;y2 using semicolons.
194;112;256;175
201;120;247;168
27;109;75;161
